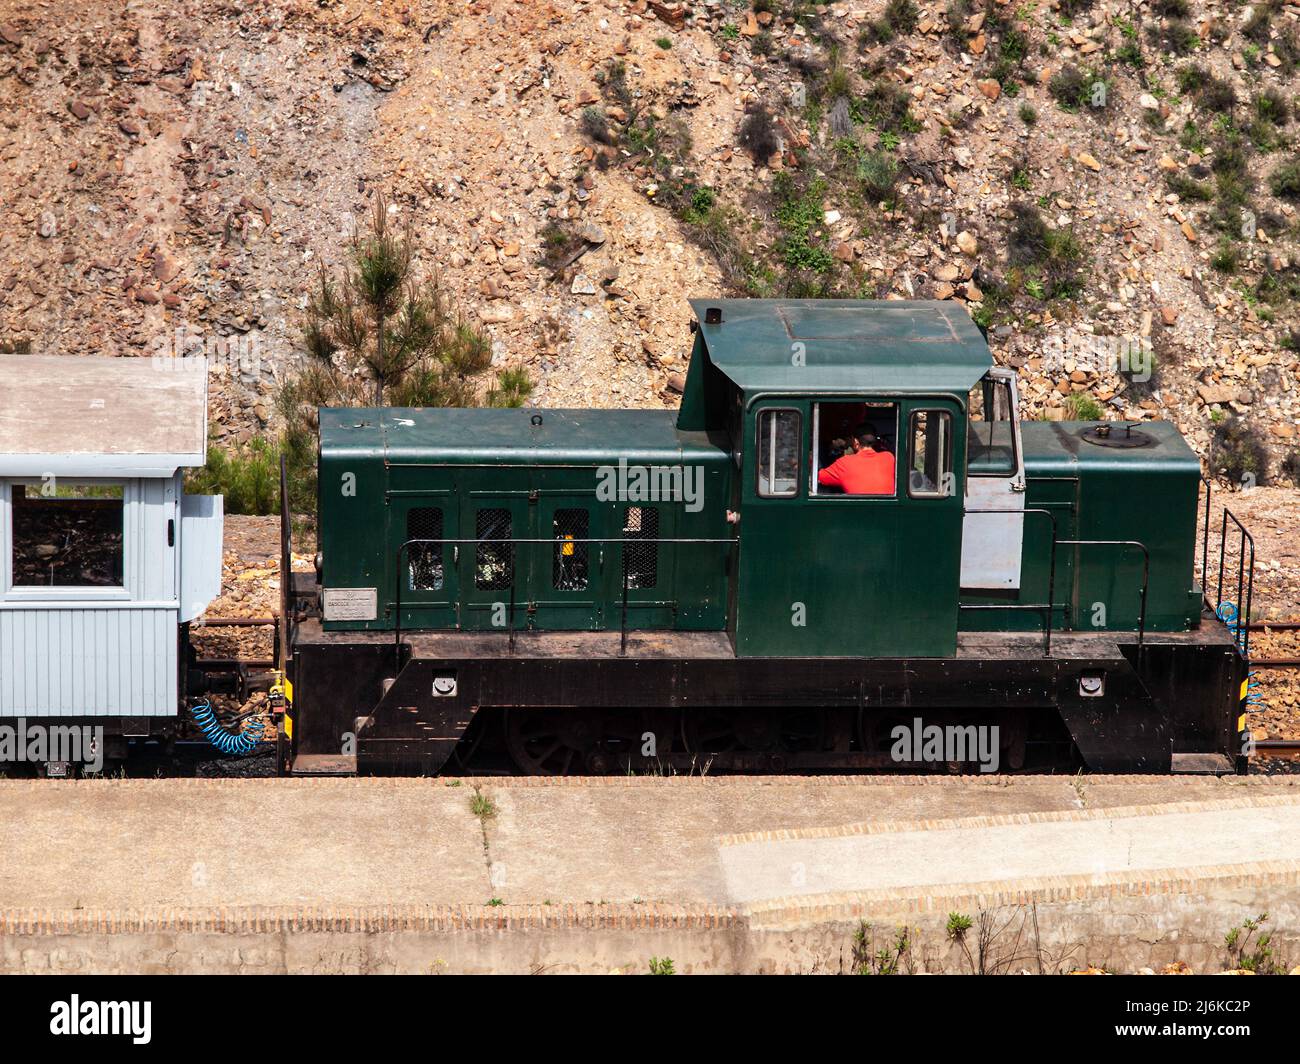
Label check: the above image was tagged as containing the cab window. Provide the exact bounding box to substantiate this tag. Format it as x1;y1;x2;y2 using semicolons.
908;410;953;498
811;401;897;497
967;377;1016;476
755;409;800;497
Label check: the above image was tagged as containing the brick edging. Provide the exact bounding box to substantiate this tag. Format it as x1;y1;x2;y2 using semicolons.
0;903;743;936
741;861;1300;927
715;794;1300;845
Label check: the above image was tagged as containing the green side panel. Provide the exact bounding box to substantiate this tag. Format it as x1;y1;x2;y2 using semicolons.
959;420;1201;634
317;406;732;633
317;408;390;632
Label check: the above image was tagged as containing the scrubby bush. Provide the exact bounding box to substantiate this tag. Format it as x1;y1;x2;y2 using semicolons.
580;106;615;145
1211;415;1270;486
277;193;529;516
1210;239;1240;273
1199;77;1238;114
1006;204;1087;299
772;172;834;277
863;0;919;43
1048;65;1111;115
1166;173;1214;201
859;149;899;202
856;79;920;133
1270;159;1300;199
1065;392;1105;422
1280;450;1300;486
738;104;781;163
187;437;280;516
1147;18;1199;57
1175;64;1210;95
1254;88;1290;127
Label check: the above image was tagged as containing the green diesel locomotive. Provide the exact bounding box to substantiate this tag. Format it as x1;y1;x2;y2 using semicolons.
281;299;1252;776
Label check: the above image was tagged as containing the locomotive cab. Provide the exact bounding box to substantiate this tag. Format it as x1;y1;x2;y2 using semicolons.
684;299;998;658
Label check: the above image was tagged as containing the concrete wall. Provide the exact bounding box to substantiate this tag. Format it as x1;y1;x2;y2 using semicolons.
4;888;1298;974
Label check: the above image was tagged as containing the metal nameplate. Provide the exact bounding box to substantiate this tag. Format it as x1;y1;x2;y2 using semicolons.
322;588;378;621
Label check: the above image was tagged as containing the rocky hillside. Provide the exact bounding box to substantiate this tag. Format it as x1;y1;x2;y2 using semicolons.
2;0;1299;482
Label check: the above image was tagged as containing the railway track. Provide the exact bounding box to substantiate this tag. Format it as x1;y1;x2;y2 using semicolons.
1248;621;1300;666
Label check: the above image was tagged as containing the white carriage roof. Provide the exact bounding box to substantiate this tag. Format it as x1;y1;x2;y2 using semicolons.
0;354;208;477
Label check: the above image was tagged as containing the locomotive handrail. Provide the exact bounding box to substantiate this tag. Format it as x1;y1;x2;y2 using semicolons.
957;509;1152;654
1200;473;1213;603
277;454;293;671
1198;473;1256;662
1214;508;1255;662
392;536;735;657
1056;539;1151;649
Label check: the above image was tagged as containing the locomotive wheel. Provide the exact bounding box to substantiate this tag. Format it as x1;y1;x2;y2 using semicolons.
682;709;828;756
502;708;675;775
504;708;599;775
683;709;775;754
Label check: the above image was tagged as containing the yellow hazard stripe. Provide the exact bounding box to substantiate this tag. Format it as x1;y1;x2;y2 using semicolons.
1240;679;1249;702
284;711;293;739
1237;713;1247;734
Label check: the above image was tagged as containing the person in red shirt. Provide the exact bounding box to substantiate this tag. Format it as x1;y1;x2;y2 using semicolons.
818;424;895;496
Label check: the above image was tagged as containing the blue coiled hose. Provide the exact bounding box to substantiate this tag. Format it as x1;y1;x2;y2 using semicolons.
1217;601;1266;718
191;700;264;756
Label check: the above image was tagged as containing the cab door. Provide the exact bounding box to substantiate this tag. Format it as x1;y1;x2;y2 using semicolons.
961;368;1026;590
897;396;966;654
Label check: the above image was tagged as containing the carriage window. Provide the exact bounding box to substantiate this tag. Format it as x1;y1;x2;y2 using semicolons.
756;409;800;497
475;508;514;591
11;482;125;588
407;507;444;591
908;411;953;499
552;508;589;591
811;401;897;497
967;377;1016;476
622;506;658;589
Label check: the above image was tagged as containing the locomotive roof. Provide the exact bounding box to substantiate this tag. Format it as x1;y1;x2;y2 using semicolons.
320;407;728;464
0;353;208;477
687;298;992;394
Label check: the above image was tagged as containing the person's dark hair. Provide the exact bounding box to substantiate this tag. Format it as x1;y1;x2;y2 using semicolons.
853;423;879;448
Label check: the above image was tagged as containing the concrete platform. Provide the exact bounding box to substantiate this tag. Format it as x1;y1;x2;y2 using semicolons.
2;775;1299;973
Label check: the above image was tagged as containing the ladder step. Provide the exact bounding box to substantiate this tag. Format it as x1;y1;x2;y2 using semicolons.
290;753;357;777
1170;752;1235;776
